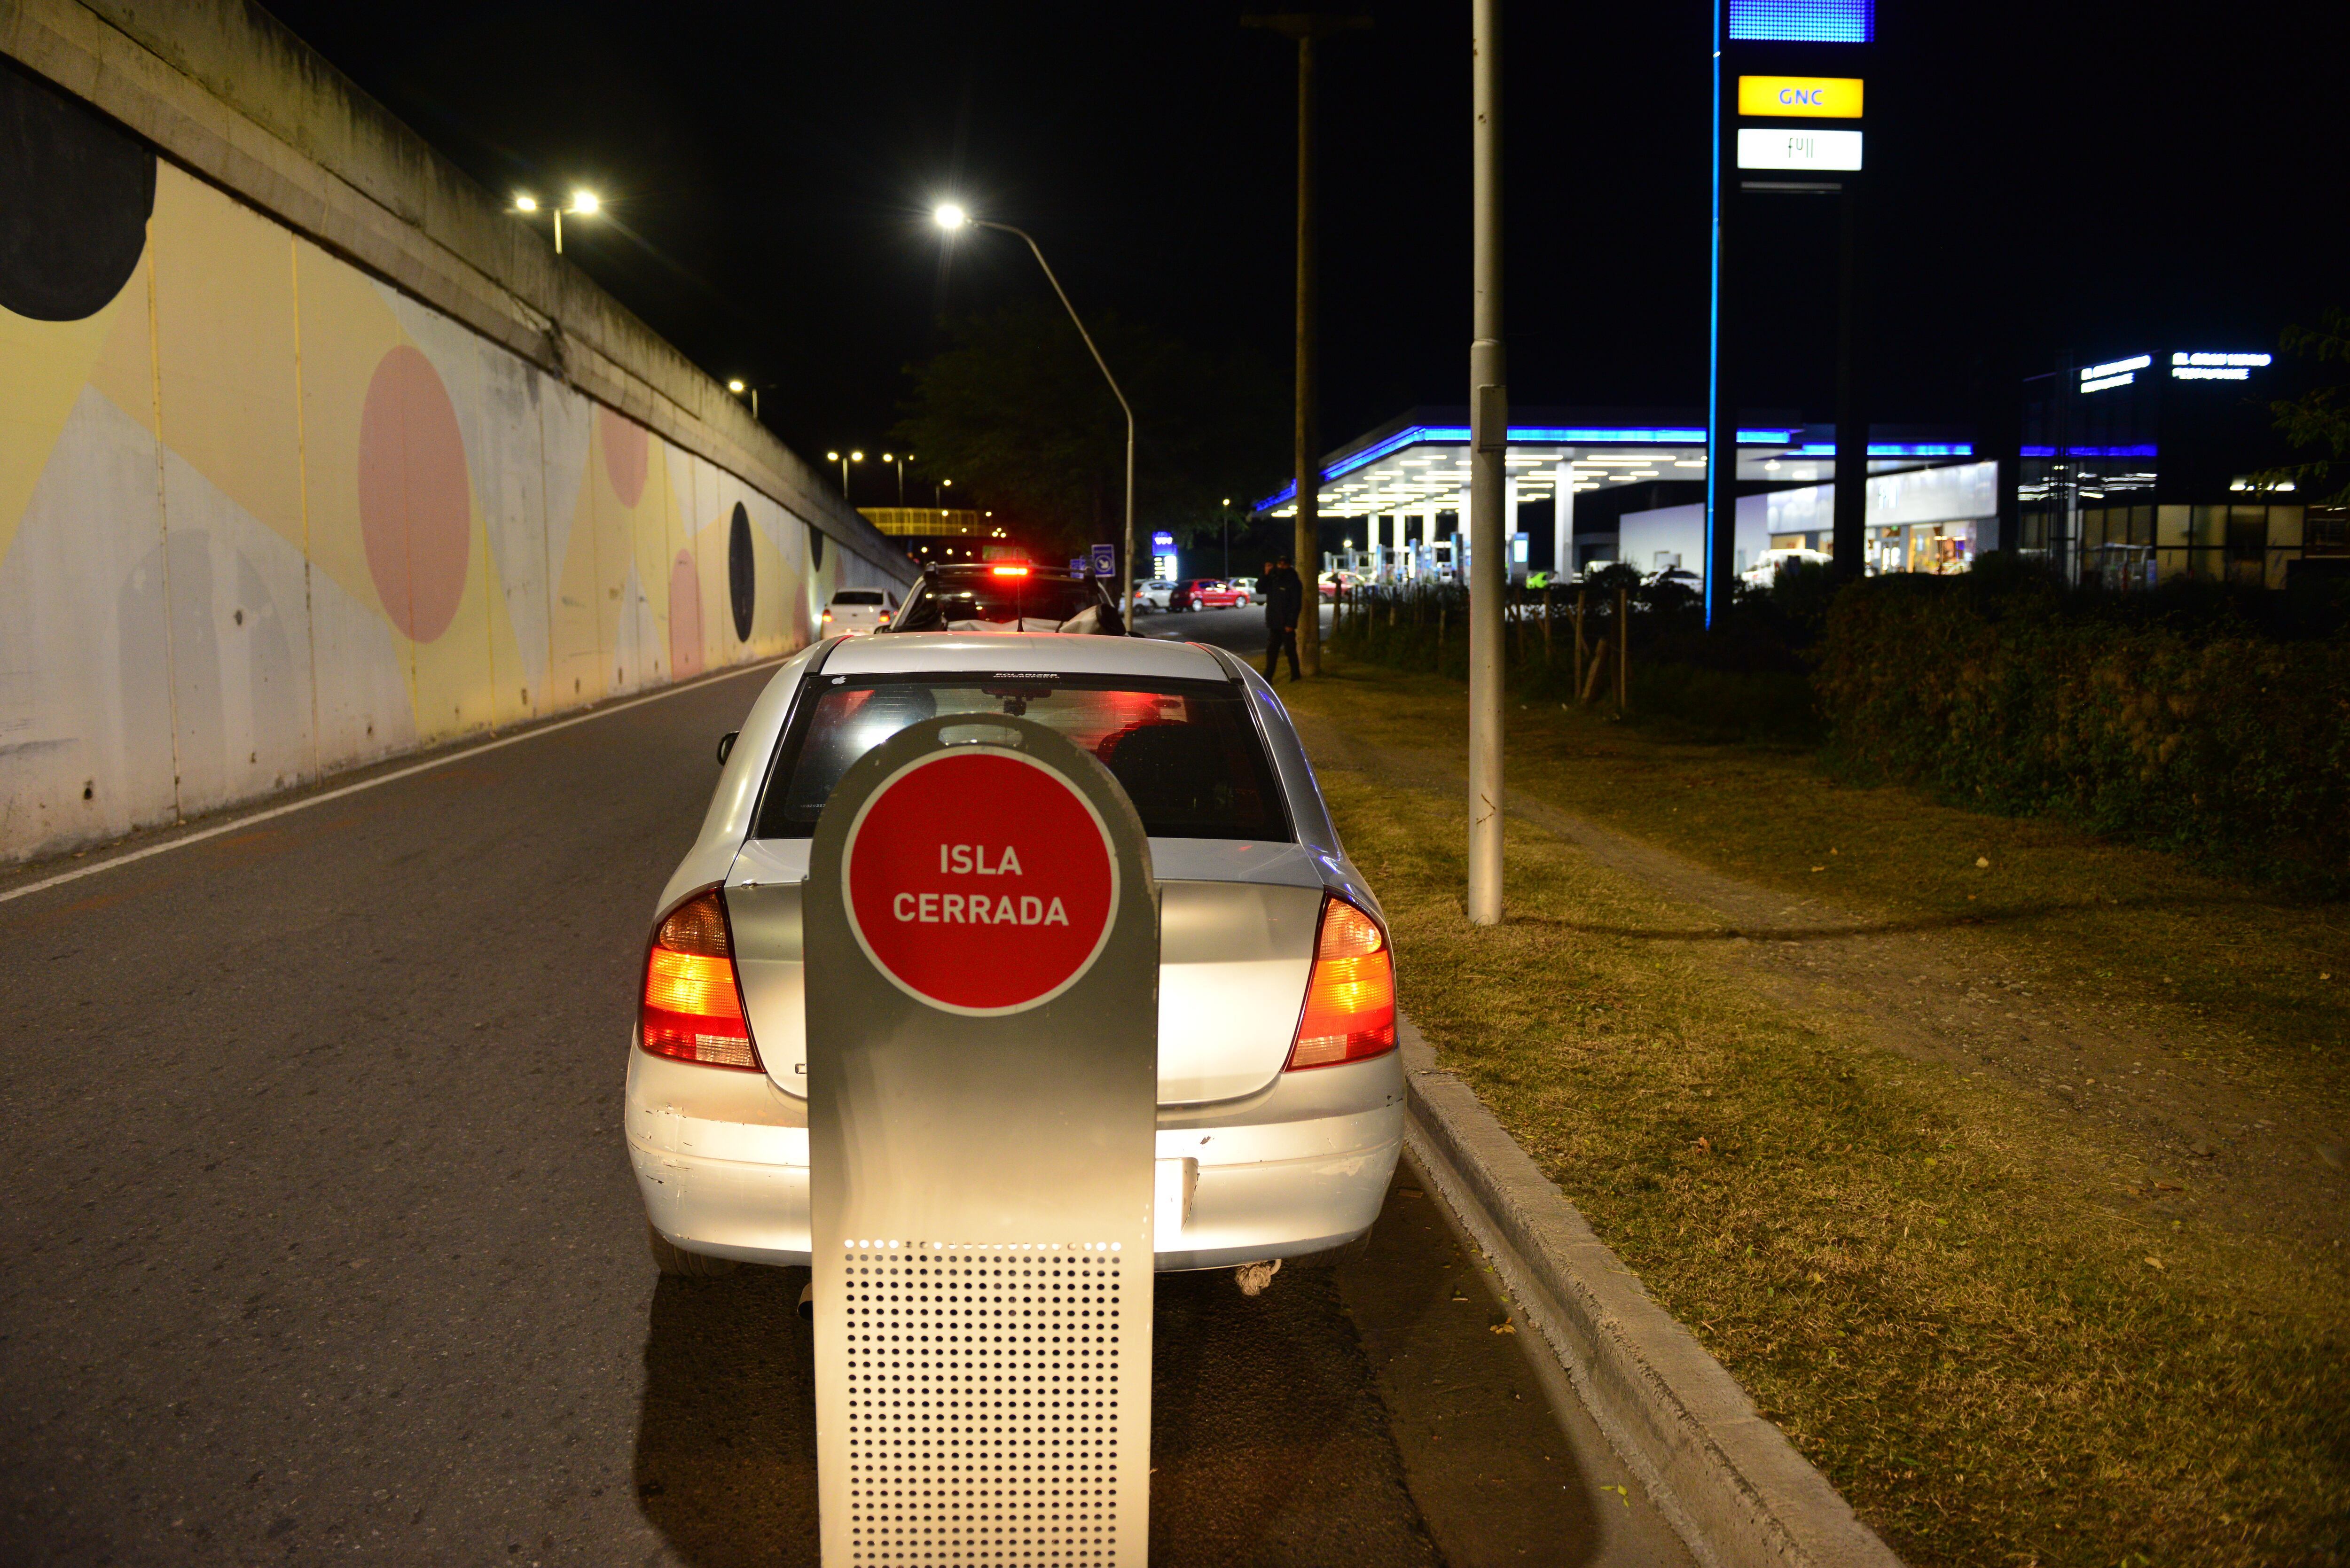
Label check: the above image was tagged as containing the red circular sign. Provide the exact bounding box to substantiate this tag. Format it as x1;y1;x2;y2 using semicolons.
842;747;1120;1015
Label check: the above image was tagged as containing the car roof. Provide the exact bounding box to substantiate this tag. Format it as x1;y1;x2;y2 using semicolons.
824;631;1232;682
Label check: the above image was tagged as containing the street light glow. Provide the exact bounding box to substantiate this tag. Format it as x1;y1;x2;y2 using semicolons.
513;194;539;212
827;451;840;462
933;203;968;231
850;451;864;462
728;379;746;394
569;190;600;215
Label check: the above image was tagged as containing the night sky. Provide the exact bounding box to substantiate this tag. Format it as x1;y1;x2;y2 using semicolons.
265;0;2347;508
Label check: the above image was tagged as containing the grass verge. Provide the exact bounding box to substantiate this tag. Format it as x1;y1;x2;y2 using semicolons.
1290;659;2350;1121
1287;663;2350;1567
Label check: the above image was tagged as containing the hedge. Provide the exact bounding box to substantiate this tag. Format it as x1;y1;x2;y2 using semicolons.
1813;577;2350;892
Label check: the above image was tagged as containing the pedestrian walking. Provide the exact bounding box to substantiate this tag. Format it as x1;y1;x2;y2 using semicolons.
1262;555;1304;681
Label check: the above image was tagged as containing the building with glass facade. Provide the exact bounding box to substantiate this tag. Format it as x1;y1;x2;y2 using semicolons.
2019;351;2340;589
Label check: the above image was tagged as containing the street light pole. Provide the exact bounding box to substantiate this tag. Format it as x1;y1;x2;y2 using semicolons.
1246;13;1370;677
1466;0;1507;928
935;207;1136;624
511;190;600;255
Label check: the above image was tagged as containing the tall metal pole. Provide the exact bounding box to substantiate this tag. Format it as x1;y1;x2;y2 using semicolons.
978;221;1136;622
1831;187;1866;579
1293;32;1323;675
1702;0;1729;624
1466;0;1507;927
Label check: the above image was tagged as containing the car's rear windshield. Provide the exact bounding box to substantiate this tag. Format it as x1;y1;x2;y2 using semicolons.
755;674;1289;842
892;573;1109;633
830;590;885;606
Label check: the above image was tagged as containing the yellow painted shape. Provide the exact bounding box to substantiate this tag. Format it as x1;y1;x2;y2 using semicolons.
1739;75;1864;118
292;236;407;624
149;166;306;551
0;268;141;567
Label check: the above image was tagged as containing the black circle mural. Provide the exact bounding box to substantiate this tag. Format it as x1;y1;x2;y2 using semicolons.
0;62;156;322
808;523;826;571
728;502;756;641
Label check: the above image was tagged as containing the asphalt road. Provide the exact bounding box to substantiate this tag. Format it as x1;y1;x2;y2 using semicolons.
1135;601;1325;666
0;655;1687;1567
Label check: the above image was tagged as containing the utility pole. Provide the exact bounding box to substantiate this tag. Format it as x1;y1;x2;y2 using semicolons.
1246;12;1370;677
1831;189;1866;579
1466;0;1506;927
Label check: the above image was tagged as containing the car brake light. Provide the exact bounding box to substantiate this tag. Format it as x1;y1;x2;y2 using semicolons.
990;564;1030;577
1285;897;1396;1069
877;611;890;624
822;610;832;622
640;888;762;1070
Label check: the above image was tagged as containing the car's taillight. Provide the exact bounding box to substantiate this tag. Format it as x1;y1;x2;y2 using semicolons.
877;611;890;624
640;888;762;1070
822;610;833;623
1285;897;1396;1070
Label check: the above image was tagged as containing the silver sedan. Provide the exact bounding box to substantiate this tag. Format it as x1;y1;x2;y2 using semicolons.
625;632;1403;1273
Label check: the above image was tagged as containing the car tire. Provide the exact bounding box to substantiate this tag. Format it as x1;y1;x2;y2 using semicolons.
648;1222;738;1277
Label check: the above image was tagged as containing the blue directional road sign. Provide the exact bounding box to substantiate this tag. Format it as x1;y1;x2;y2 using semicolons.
1091;543;1117;577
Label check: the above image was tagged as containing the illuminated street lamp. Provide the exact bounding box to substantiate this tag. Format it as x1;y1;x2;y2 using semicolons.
933;203;1136;620
727;378;773;421
880;451;916;506
510;188;602;254
825;450;865;496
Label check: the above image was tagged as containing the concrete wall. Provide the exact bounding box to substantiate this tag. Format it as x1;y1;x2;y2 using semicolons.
0;0;914;863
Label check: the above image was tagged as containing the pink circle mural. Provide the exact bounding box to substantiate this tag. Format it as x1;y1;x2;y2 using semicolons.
601;408;649;507
357;345;472;643
668;551;704;678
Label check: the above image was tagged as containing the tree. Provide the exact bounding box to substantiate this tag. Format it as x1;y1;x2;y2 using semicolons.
2256;307;2350;504
892;303;1285;562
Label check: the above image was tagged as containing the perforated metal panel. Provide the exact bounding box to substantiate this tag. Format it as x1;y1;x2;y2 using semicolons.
835;1240;1135;1565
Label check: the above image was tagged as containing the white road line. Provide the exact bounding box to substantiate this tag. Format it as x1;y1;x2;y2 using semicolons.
0;655;792;907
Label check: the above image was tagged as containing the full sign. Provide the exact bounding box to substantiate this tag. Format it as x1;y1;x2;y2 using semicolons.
804;713;1160;1568
1737;126;1865;172
1091;543;1117;577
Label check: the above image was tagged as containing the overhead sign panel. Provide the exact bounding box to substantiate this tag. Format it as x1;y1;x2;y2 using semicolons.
1737;127;1864;172
1739;76;1864;117
1729;0;1875;42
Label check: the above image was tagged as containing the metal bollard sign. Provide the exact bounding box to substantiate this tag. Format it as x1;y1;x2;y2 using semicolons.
804;713;1159;1568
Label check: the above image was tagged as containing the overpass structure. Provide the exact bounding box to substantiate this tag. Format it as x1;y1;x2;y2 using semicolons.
0;0;915;864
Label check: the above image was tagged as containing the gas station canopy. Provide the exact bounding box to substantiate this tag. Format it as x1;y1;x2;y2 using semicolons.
1254;407;1971;519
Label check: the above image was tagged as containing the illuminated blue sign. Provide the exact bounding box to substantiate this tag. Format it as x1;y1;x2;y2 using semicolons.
1728;0;1875;43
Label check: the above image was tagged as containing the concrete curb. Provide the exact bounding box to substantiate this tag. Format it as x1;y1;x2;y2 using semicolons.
1397;1015;1903;1568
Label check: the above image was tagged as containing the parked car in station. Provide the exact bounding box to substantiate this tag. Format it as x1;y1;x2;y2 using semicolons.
627;632;1403;1277
818;587;897;635
1174;578;1247;611
1135;578;1177;612
1739;546;1833;587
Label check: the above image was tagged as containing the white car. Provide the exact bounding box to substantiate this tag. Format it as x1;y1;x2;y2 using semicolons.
1134;578;1177;612
819;587;896;634
627;632;1404;1275
1740;547;1833;588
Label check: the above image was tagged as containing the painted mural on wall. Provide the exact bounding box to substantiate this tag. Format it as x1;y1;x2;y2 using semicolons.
0;67;885;863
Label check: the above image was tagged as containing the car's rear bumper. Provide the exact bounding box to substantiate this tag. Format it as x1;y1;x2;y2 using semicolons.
625;1039;1403;1270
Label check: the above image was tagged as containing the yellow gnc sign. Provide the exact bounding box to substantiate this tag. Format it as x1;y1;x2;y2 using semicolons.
1739;76;1864;118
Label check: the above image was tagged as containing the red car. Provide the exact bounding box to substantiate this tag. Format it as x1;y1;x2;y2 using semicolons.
1176;578;1248;610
